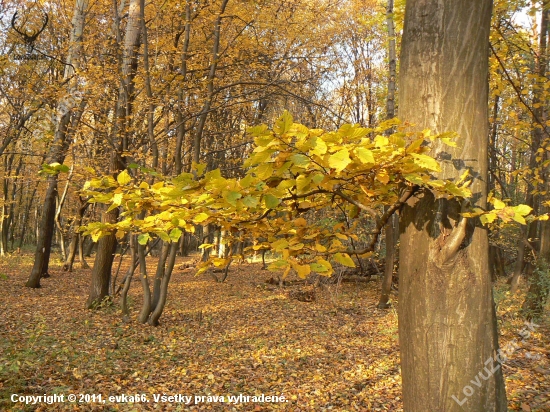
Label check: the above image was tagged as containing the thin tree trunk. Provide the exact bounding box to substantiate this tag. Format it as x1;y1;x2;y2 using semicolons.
26;0;89;288
397;1;507;410
78;235;91;268
137;242;152;323
192;0;229;164
63;199;89;271
522;1;549;319
148;242;178;326
378;213;397;309
18;183;37;251
378;0;398;310
121;235;137;316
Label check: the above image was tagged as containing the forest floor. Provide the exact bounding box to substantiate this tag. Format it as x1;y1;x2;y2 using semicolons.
0;253;549;411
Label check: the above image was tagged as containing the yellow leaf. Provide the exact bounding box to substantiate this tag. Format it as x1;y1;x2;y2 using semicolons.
354;147;375;164
492;198;505;210
376;170;390;184
315;243;327;252
512;213;526;225
274;111;293;134
192;213;209;223
514;204;532;216
254;163;273;180
117;170;132;185
411;154;440;172
294;264;311;278
374;135;389;148
480;212;497;225
334;253;355;267
328;149;351;173
310;137;327;156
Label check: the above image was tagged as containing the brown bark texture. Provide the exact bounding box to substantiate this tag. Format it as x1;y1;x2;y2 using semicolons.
397;1;507;411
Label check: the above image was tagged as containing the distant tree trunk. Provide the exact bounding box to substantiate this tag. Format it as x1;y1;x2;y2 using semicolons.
137;242;152;323
397;1;507;411
63;199;89;272
522;1;549;319
26;143;69;287
489;245;506;281
522;217;550;318
1;154;15;256
510;231;527;293
54;164;73;261
26;0;89;288
378;213;397;309
378;0;398;310
192;0;229;164
79;236;91;267
18;183;37;251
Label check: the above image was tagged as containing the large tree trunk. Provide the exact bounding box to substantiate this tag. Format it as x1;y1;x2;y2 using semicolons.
397;1;507;411
86;207;119;308
86;0;141;307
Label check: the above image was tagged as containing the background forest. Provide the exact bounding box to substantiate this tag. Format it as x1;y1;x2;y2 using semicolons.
1;0;550;410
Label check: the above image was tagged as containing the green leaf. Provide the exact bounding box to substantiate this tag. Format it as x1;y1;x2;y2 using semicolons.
156;231;171;242
290;153;310;168
224;191;242;206
169;228;182;242
328;148;351;173
242;195;259;208
310;258;333;275
268;259;289;271
117;170;132;185
138;233;150;245
264;193;280;209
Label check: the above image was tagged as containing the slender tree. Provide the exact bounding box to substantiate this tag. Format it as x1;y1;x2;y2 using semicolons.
378;0;398;309
26;0;89;288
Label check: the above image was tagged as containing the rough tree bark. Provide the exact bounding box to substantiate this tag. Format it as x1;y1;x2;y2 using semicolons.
397;1;507;411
